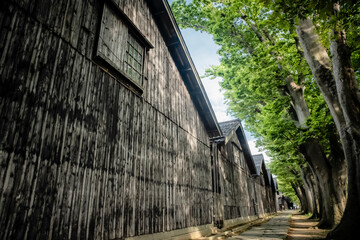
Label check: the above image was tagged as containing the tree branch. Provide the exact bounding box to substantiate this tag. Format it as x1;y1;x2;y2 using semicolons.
177;22;207;31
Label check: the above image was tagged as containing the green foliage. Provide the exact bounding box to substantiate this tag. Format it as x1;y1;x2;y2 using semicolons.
170;0;358;202
267;154;302;205
269;0;360;78
345;3;360;80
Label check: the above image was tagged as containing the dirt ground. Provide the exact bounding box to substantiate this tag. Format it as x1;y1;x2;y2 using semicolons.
286;212;330;240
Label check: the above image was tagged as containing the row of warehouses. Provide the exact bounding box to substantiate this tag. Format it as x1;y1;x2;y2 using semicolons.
0;0;279;239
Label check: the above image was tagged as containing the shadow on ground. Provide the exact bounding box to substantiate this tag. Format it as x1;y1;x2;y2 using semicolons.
286;212;330;240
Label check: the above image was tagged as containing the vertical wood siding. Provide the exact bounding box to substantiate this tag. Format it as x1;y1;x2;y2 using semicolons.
0;0;212;239
217;134;277;220
217;135;256;220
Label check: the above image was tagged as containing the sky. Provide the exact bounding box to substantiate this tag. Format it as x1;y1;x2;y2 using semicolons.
179;29;270;158
179;29;230;122
168;1;269;159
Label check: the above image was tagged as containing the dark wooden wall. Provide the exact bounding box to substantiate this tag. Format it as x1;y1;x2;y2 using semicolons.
217;134;256;220
253;165;277;216
0;0;212;239
217;134;277;220
254;180;265;216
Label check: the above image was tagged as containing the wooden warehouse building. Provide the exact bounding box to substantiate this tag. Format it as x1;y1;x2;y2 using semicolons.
252;154;278;215
211;120;278;229
0;0;278;239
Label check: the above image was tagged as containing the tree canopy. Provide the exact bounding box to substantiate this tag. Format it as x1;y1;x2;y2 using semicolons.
171;0;360;237
171;0;337;205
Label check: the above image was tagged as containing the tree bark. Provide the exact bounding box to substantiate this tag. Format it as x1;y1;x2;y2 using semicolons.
286;70;345;227
285;77;309;128
303;164;321;219
328;132;347;224
299;140;344;228
296;18;360;238
298;185;309;213
300;167;314;214
327;25;360;240
292;184;308;213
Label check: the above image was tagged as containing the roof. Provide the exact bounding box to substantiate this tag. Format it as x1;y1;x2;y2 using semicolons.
217;119;257;175
269;173;277;192
267;172;272;183
253;154;264;175
273;177;278;190
253;154;272;186
219;119;241;137
268;172;276;191
148;1;222;138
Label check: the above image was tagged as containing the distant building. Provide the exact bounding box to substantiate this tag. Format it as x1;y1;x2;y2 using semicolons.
211;120;278;229
252;154;277;215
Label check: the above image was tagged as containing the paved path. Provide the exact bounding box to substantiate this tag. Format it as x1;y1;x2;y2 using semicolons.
229;211;293;240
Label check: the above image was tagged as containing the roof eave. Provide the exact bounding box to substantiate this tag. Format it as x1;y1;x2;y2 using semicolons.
235;124;257;175
148;0;222;138
224;122;241;145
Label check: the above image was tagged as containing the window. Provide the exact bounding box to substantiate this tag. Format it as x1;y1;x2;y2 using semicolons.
95;2;152;90
125;34;144;85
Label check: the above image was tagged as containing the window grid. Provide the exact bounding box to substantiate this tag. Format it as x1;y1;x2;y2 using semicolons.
125;34;143;84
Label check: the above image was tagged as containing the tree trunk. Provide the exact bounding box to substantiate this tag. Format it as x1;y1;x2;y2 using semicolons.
296;18;360;239
299;140;343;228
300;167;315;214
303;165;321;219
298;185;309;213
292;184;308;213
327;25;360;240
286;70;346;227
285;77;309;128
328;133;347;224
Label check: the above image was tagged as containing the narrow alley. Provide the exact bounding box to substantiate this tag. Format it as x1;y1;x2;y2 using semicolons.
231;211;291;239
